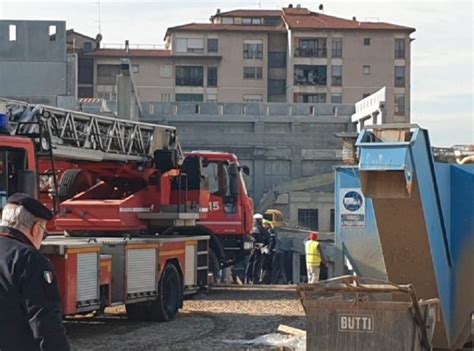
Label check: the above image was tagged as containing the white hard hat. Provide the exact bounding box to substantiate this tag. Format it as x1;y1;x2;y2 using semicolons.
253;213;263;220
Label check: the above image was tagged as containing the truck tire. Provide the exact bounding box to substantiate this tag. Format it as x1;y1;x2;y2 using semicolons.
58;169;92;202
149;263;182;322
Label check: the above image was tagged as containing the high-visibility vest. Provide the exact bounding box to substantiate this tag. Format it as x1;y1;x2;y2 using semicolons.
305;240;321;266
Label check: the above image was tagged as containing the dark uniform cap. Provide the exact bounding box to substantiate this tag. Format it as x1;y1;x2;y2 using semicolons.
7;193;53;221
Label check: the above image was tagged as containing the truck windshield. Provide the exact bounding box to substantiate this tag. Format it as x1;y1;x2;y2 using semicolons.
0;148;27;209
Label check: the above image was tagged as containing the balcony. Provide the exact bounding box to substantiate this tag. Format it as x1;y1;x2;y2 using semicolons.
294;65;327;86
294;47;327;58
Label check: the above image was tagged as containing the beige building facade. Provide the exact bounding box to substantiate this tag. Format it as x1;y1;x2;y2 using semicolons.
72;6;414;122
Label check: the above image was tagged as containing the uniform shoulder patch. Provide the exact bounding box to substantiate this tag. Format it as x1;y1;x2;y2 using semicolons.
43;271;54;284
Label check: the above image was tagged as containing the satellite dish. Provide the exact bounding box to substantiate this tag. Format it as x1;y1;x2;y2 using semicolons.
319;4;324;11
95;33;103;42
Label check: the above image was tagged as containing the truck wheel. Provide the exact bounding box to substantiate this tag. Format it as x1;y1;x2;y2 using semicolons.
126;302;151;321
149;263;182;322
58;169;93;202
209;250;220;283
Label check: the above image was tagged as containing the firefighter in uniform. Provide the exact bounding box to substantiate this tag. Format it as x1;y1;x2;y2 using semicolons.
0;193;71;351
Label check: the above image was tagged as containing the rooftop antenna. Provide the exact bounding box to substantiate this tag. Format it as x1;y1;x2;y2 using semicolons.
97;0;102;34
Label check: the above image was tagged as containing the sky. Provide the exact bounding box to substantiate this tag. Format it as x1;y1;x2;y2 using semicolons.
0;0;472;146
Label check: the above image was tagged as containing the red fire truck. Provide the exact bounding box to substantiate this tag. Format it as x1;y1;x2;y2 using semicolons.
0;99;253;320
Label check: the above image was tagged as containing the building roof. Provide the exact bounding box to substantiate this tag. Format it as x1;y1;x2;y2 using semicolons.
166;8;414;38
65;29;96;41
165;23;286;38
85;48;171;58
282;9;415;32
216;9;282;17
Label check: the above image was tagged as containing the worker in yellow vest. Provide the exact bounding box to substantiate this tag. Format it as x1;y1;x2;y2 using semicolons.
305;231;326;283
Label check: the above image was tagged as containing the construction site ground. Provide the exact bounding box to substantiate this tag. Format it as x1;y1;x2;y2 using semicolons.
66;286;305;350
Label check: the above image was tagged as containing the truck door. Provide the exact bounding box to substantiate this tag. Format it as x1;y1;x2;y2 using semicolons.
202;161;240;232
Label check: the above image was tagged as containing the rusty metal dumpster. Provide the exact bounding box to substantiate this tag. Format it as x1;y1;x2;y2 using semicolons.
297;276;439;351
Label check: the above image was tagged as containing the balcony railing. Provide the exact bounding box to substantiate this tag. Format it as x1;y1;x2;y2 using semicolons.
294;47;327;58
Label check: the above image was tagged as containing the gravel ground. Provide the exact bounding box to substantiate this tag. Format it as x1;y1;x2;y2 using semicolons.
67;286;306;351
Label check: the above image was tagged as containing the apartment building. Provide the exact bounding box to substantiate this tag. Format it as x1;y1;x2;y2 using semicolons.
72;6;415;122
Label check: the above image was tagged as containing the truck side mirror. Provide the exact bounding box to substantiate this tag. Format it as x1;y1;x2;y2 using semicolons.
240;165;250;176
229;163;240;196
18;170;38;198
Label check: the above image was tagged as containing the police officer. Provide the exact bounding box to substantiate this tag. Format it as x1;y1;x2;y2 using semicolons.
0;193;71;351
245;213;271;284
261;221;277;284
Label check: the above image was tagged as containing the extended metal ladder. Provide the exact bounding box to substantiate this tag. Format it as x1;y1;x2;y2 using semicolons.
2;99;183;163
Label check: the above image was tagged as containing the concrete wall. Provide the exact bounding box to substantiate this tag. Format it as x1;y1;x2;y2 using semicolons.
142;101;354;231
0;20;67;99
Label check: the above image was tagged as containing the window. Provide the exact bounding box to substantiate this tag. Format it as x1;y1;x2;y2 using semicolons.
242;17;262;25
9;25;16;42
364;37;371;46
203;162;219;194
298;209;319;230
395;38;405;58
243;41;263;59
331;65;342;86
243;67;263;79
295;94;326;103
160;65;173;78
176;38;204;53
132;64;139;73
295;38;327;57
394;66;405;87
268;79;286;95
363;65;371;75
332;38;342;58
207;66;218;87
243;94;263;102
264;17;281;26
331;93;342;103
175;66;204;86
175;93;204;102
97;64;121;85
49;25;56;41
207;38;219;53
394;94;405;115
0;148;27;203
78;58;94;84
294;65;327;85
202;161;230;197
222;17;234;24
268;52;286;68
